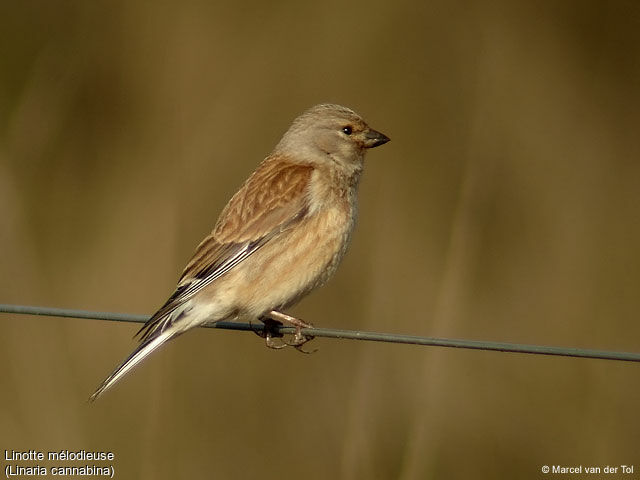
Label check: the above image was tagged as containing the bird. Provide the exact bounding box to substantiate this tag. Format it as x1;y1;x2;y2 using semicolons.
89;103;389;401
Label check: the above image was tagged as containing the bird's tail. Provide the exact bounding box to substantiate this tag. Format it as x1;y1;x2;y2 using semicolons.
89;328;179;402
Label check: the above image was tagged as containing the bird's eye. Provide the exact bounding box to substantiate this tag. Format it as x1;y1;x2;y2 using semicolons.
342;126;352;135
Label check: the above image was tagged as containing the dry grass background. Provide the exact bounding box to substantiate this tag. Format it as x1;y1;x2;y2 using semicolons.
1;1;639;478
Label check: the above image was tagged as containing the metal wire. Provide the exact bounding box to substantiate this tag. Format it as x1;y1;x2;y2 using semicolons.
1;303;639;363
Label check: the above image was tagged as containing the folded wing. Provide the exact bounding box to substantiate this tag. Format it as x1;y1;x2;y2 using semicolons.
137;159;314;341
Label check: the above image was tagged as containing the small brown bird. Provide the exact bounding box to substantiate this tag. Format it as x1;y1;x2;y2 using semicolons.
89;103;389;400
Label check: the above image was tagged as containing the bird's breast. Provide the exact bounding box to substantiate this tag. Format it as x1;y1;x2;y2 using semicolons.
208;166;361;318
224;200;356;316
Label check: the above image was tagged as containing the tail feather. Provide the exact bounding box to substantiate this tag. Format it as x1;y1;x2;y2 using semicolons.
89;328;178;402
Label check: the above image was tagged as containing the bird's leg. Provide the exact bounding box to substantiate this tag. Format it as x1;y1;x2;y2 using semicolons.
266;310;316;353
267;310;314;329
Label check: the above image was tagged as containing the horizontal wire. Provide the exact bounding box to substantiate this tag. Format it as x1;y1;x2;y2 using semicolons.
1;303;639;363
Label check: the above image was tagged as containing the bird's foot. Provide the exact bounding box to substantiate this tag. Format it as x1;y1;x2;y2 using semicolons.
252;318;287;349
284;326;317;354
258;311;317;353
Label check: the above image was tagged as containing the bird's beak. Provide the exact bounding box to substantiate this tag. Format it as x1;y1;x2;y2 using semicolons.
363;129;390;148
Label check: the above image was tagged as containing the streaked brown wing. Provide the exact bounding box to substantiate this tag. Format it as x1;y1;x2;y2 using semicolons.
137;159;313;340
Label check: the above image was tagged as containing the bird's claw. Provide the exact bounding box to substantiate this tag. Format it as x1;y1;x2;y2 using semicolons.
283;327;317;354
251;319;285;349
264;332;288;349
255;318;317;353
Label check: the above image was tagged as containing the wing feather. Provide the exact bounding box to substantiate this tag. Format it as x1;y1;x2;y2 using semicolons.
136;159;313;341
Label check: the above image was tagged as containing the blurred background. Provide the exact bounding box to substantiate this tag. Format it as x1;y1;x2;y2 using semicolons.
1;0;639;478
